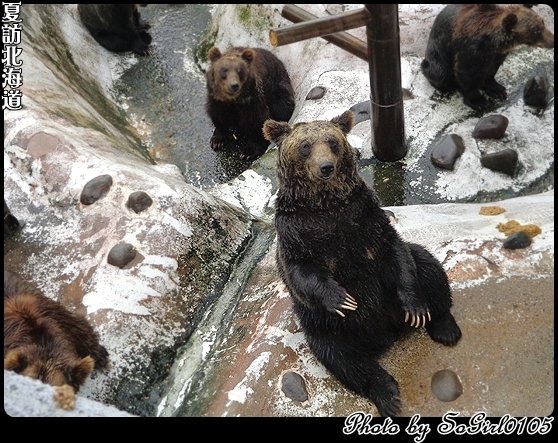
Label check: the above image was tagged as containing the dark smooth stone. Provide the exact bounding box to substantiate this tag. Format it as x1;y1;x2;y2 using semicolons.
430;134;465;170
306;86;326;100
4;200;20;236
107;242;137;269
127;191;153;213
80;175;113;205
480;148;518;177
431;369;463;402
472;115;509;139
503;231;532;249
281;371;309;402
349;100;371;124
524;76;549;109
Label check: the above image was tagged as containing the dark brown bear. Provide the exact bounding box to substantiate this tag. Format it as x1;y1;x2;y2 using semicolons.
206;46;295;160
421;4;554;111
4;270;109;391
263;112;462;417
78;4;152;56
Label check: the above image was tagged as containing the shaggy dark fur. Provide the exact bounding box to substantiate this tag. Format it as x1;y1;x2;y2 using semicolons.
421;4;554;111
78;4;152;56
264;111;462;416
206;46;294;160
4;270;109;391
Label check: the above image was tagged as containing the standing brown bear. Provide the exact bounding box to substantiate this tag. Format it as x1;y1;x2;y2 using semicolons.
206;47;295;160
421;4;554;111
4;271;109;392
263;112;462;417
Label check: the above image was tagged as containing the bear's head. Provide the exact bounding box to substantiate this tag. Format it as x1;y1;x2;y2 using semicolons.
4;345;95;391
263;111;359;204
503;5;554;48
206;47;255;102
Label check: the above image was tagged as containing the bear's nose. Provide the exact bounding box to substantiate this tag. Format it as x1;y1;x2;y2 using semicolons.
229;83;240;93
320;161;335;178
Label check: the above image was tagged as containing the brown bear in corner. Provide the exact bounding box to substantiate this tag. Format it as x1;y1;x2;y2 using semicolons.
421;4;554;111
205;46;295;160
4;270;109;391
263;112;461;417
78;4;152;56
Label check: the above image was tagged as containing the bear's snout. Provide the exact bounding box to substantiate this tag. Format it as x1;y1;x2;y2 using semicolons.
319;161;335;179
229;82;240;94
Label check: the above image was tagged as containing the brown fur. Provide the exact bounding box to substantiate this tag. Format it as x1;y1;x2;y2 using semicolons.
455;4;554;49
4;271;109;391
263;111;358;208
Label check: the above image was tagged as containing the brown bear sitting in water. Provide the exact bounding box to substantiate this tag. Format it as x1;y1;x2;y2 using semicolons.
78;4;152;56
4;270;109;391
205;46;295;160
263;111;462;416
421;4;554;111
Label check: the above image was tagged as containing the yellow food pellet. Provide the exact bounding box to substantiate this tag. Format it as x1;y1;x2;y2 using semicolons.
497;220;542;238
479;206;506;216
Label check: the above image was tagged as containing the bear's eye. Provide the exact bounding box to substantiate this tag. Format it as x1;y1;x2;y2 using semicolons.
237;69;245;81
219;68;228;80
328;139;340;154
299;142;311;158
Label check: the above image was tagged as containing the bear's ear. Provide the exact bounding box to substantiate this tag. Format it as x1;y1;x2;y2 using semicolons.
69;356;95;386
330;111;355;135
208;47;222;62
4;348;28;372
503;13;518;32
263;120;291;144
241;48;255;64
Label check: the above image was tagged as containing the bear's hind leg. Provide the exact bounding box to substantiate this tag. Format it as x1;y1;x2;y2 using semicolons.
313;344;401;417
90;31;132;53
408;243;462;346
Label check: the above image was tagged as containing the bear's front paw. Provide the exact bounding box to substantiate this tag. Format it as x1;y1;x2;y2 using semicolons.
483;82;507;100
324;290;358;317
401;300;431;328
210;134;227;151
463;94;492;112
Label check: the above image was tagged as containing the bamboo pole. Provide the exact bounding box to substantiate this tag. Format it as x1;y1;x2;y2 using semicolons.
365;4;406;161
278;5;368;62
270;6;370;48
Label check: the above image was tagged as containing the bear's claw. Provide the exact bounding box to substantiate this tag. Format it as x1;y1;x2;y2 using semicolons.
404;309;431;328
333;293;358;317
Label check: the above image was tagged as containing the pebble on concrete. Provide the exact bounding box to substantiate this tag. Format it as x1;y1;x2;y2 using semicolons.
524;76;549;109
472;115;509;139
430;134;465;170
480;149;518;177
107;242;137;268
281;371;309;402
431;369;463;402
306;86;326;100
80;175;113;205
503;231;532;249
127;191;153;213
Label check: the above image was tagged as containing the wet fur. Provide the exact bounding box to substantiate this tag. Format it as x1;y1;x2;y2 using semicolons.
78;4;152;56
264;112;462;416
206;46;295;160
421;4;554;111
4;271;109;391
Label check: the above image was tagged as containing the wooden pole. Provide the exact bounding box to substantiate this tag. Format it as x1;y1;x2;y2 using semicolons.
279;5;368;62
365;4;406;162
270;7;370;48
